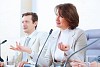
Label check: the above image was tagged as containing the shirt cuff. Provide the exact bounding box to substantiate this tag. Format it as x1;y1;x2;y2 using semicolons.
64;49;74;56
28;59;35;65
29;50;35;59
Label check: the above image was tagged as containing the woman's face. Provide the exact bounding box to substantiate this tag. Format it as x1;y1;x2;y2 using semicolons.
56;11;69;30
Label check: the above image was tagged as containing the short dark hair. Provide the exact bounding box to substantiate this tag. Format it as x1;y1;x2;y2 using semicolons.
54;3;79;29
22;12;38;29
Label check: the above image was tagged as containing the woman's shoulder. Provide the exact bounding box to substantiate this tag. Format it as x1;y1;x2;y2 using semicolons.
69;28;86;38
74;28;85;34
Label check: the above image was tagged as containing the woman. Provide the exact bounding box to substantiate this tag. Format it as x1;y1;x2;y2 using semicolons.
37;3;87;67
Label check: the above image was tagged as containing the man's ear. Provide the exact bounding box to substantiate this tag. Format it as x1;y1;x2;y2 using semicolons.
34;21;38;26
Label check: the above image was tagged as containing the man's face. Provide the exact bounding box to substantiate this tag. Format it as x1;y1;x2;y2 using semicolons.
22;15;37;34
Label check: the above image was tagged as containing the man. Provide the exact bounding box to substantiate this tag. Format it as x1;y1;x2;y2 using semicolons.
10;12;48;67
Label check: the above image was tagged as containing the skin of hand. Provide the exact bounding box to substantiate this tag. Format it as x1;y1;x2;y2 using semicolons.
0;62;4;67
58;42;70;51
90;61;100;67
10;42;32;54
70;60;86;67
17;61;28;67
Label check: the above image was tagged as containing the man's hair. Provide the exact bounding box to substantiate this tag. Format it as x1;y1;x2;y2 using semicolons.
54;3;79;29
22;12;38;29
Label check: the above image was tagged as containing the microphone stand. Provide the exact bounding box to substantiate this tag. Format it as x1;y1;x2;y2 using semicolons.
0;42;1;61
64;38;100;67
0;40;7;62
35;29;53;67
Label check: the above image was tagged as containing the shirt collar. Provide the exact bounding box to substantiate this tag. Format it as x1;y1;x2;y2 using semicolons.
26;30;37;38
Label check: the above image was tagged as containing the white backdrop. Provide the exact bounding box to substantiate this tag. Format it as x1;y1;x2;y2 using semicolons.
0;0;21;61
0;0;100;62
36;0;100;32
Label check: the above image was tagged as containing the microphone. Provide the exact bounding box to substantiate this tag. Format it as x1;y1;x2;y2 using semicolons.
0;40;7;62
64;38;100;67
35;29;53;67
0;40;7;45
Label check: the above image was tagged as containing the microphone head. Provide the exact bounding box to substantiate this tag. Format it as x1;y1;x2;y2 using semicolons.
49;29;53;35
1;40;7;44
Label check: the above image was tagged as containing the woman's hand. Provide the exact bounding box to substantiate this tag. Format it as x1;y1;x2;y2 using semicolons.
17;61;28;67
90;61;100;67
10;42;32;54
70;60;86;67
58;42;70;51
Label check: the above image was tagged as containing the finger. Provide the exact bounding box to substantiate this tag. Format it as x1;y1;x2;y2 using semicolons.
19;42;21;45
16;42;21;50
10;45;14;48
58;43;62;49
16;41;19;45
20;62;23;67
58;44;60;49
73;60;82;63
60;44;63;49
78;63;86;67
61;43;67;49
19;62;23;67
70;62;78;66
9;45;16;50
17;62;21;67
78;64;81;67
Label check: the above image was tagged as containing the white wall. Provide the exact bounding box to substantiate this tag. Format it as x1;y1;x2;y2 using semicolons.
36;0;100;32
21;0;32;37
0;0;21;61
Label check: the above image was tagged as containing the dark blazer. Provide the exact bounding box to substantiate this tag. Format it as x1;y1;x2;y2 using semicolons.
0;56;4;62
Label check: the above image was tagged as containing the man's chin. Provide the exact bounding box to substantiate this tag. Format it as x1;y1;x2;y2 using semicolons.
23;30;27;33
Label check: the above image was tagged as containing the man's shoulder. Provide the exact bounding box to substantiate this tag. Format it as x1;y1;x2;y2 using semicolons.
37;31;48;36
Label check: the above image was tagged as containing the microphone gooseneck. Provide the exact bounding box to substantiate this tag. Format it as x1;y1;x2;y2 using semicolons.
35;29;53;67
0;40;7;45
64;38;100;67
49;29;53;35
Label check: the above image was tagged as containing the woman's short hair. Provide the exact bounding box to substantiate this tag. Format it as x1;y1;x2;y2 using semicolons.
55;3;79;29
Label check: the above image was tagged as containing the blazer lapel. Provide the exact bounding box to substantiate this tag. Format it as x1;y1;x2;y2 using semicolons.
28;31;38;47
68;30;76;50
51;30;61;62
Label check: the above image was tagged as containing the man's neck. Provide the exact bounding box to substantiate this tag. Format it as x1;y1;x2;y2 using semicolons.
27;29;36;35
27;30;36;36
